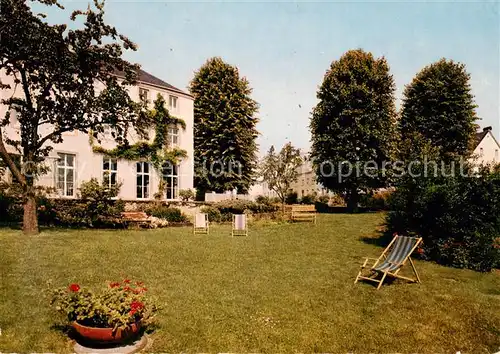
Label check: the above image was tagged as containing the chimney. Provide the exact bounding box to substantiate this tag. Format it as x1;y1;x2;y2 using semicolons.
483;126;492;132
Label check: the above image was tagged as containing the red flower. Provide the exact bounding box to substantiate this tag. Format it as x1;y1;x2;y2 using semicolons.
136;281;144;286
129;309;137;316
141;287;148;293
109;282;121;288
417;247;424;255
123;286;132;292
123;279;131;284
69;283;80;292
130;301;144;310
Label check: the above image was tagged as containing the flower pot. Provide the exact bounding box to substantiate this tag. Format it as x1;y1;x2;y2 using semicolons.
72;321;141;344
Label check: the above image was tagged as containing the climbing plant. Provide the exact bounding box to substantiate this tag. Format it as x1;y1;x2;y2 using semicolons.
91;94;187;197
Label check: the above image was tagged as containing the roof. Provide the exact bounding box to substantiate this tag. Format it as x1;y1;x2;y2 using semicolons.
475;130;489;148
475;126;500;150
114;68;191;97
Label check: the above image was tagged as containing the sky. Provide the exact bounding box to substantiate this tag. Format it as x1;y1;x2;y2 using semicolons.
43;0;499;156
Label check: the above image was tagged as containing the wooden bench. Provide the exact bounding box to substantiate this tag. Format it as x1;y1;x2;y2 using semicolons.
289;205;317;224
121;212;151;227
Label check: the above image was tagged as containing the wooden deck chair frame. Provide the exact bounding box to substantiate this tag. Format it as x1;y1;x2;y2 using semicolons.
354;234;422;290
232;214;248;237
193;213;209;235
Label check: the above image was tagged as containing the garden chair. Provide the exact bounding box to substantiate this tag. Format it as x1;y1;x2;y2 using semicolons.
193;213;209;234
232;214;248;237
354;234;422;290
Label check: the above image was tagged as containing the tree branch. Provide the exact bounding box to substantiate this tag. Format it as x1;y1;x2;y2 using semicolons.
0;127;26;186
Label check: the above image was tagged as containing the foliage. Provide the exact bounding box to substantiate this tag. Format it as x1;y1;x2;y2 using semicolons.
179;189;195;202
309;49;398;212
359;190;392;211
50;280;157;331
399;59;478;161
0;0;140;234
201;200;279;222
144;205;188;223
91;94;187;170
285;191;298;205
387;165;500;271
255;195;280;205
300;194;317;205
260;143;303;207
190;57;259;197
200;206;225;223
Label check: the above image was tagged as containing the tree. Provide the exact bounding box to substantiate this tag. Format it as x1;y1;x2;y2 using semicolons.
309;49;397;212
260;143;302;211
399;59;478;161
0;0;140;234
189;57;259;199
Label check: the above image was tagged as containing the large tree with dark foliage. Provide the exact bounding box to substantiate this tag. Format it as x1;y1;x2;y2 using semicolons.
399;59;478;161
0;0;140;234
309;49;397;211
189;57;259;199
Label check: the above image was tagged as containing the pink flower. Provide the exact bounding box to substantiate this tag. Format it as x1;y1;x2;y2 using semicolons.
109;282;121;288
123;279;131;284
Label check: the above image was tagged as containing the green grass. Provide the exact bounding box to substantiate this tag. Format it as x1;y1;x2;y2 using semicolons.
0;213;499;352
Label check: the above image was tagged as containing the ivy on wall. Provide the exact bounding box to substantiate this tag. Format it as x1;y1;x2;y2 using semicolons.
90;94;188;198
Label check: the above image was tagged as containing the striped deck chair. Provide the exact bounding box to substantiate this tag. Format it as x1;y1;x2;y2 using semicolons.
193;213;209;234
232;214;248;237
354;234;422;290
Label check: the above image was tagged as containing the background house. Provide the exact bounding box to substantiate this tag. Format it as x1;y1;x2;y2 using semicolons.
0;68;194;201
289;152;330;198
473;126;500;166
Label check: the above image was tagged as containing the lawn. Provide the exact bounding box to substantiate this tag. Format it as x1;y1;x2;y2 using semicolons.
0;213;499;353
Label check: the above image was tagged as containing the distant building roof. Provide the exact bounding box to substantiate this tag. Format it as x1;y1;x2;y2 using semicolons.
114;68;191;97
475;126;492;148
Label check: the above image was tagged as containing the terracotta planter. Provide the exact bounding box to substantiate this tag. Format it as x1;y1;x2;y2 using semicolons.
72;321;141;344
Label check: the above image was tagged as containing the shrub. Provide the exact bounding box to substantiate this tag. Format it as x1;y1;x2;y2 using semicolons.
359;190;392;211
387;165;500;272
179;189;195;202
285;191;298;205
300;194;316;205
144;205;188;223
200;206;224;222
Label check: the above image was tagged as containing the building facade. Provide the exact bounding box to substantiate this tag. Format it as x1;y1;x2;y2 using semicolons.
0;69;194;201
473;126;500;166
289;153;330;198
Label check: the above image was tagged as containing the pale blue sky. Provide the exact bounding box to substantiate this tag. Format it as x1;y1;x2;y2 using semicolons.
45;1;499;155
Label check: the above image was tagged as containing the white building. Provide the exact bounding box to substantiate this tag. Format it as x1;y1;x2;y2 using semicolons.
0;68;194;201
473;126;500;166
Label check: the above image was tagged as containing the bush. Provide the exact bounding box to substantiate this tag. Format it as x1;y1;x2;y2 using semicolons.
359;190;392;211
144;205;188;223
387;166;500;272
179;189;195;202
300;194;316;205
285;191;298;205
200;206;225;222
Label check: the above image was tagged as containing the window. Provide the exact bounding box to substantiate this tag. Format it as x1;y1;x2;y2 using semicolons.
56;153;75;197
136;162;150;199
167;126;179;148
480;147;484;155
495;149;499;161
162;163;178;200
139;88;149;103
169;95;178;112
103;158;118;189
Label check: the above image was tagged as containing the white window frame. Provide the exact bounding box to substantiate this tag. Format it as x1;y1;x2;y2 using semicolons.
102;157;118;189
162;164;179;200
169;95;179;113
56;153;76;197
167;126;179;148
136;161;150;199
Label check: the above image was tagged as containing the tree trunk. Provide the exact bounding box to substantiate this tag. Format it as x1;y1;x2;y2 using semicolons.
346;188;359;213
23;185;39;235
